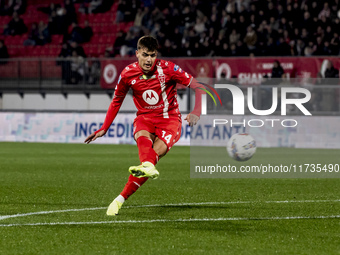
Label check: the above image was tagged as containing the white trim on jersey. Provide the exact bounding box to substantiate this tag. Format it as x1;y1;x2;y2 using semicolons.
187;77;193;87
157;65;169;118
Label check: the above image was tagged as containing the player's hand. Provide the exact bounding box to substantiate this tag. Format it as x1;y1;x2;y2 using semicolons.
185;113;200;127
84;130;106;144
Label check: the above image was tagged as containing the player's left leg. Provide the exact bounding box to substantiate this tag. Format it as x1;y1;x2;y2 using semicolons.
107;117;181;216
107;130;157;216
106;173;149;216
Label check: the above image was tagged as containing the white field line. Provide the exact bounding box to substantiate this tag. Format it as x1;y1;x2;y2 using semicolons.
0;199;340;221
0;207;106;221
1;215;340;227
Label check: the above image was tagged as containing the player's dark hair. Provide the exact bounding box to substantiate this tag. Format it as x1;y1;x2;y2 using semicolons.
137;35;159;52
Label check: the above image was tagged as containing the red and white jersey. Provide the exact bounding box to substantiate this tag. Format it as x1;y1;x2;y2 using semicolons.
96;59;193;133
116;59;193;118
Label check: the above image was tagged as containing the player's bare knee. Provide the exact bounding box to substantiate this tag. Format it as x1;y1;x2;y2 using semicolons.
134;130;154;141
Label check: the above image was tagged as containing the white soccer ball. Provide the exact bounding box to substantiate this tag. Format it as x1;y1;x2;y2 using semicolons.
227;133;257;161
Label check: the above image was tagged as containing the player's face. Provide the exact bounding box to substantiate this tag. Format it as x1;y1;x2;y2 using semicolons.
136;48;157;73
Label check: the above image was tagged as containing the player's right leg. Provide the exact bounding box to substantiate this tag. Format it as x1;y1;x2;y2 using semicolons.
128;116;161;179
128;130;160;179
107;117;159;216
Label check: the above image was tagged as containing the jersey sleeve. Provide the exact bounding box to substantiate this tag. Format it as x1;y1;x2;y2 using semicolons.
95;74;129;134
168;62;193;87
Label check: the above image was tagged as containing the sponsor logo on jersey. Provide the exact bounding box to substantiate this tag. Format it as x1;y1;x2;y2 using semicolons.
144;103;164;109
158;74;165;84
174;65;179;71
142;90;159;105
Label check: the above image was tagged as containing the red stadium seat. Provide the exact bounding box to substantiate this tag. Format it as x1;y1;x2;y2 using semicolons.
87;45;97;57
87;14;95;23
82;43;91;55
97;45;106;54
51;35;63;45
100;23;111;33
97;35;104;44
90;35;100;44
14;35;26;45
31;46;40;56
101;14;111;23
93;15;101;23
91;23;101;34
47;46;58;57
8;47;19;57
22;45;34;56
107;35;116;44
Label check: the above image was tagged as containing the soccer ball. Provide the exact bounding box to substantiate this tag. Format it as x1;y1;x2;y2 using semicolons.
227;133;256;161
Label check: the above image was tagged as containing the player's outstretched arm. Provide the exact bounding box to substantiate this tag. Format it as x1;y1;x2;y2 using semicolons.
84;72;129;144
84;130;106;144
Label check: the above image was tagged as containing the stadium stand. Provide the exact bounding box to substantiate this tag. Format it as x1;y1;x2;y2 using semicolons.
0;0;339;59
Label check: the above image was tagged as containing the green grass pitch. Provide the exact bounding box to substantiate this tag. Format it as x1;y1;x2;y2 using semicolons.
0;142;339;254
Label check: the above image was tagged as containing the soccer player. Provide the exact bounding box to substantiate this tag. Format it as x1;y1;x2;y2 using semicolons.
84;35;202;216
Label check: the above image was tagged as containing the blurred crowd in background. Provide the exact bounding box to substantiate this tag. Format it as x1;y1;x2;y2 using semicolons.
0;0;339;91
0;0;339;60
112;0;340;58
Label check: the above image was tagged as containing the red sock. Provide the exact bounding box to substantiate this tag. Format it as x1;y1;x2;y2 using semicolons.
120;136;158;200
120;175;148;199
136;136;159;165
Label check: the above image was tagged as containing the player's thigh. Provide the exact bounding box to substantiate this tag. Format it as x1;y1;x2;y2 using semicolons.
133;115;156;141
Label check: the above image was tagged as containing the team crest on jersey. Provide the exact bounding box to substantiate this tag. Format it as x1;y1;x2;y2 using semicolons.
142;90;159;105
158;74;165;84
174;65;179;71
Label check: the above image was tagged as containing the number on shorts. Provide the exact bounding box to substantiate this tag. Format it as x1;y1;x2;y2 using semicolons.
161;131;172;144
